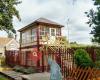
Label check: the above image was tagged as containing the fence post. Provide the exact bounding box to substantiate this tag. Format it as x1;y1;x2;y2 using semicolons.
42;50;44;72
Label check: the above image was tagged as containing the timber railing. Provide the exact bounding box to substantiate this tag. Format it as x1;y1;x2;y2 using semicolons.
65;66;100;80
5;47;100;80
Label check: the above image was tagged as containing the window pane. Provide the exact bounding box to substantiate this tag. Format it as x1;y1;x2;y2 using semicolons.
40;27;50;40
22;30;31;44
32;28;36;36
41;27;45;31
40;27;45;36
56;28;61;36
40;32;45;35
22;33;26;43
32;28;37;41
45;27;49;35
51;28;55;36
26;31;31;43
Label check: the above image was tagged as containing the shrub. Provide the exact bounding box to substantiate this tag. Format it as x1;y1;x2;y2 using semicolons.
95;61;100;69
22;67;37;74
13;66;38;74
74;49;94;67
95;49;100;61
13;65;24;72
0;56;6;66
94;49;100;68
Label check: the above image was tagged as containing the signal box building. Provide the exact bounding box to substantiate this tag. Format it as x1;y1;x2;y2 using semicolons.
18;18;64;67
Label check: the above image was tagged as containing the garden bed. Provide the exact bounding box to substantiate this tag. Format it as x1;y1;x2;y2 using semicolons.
13;66;39;74
0;74;10;80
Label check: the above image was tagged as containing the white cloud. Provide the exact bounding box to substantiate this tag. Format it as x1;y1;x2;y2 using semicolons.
0;0;95;44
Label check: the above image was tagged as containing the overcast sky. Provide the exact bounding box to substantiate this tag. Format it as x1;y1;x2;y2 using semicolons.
0;0;95;44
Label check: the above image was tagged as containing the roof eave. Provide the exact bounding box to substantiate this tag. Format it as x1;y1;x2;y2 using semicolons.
18;22;38;32
36;21;64;27
18;20;64;32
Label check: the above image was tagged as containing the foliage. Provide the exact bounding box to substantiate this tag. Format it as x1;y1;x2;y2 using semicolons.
85;0;100;43
95;61;100;69
0;0;21;35
22;67;37;74
13;65;24;72
95;49;100;61
0;75;9;80
0;56;6;66
74;49;94;67
13;66;38;74
7;32;14;38
94;49;100;69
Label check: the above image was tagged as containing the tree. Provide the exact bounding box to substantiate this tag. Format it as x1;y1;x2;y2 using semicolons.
85;0;100;44
7;32;14;38
0;0;21;35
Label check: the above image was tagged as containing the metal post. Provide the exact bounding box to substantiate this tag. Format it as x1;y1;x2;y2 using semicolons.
66;19;70;43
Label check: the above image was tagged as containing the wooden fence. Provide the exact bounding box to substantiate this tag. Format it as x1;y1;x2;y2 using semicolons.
66;66;100;80
5;47;99;79
40;46;99;79
5;50;20;67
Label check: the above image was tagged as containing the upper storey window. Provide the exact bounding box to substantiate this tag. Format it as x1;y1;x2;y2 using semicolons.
40;27;49;37
56;28;61;36
39;27;50;40
45;27;49;35
26;30;31;43
50;28;56;36
31;28;37;41
22;30;31;44
22;33;26;44
40;27;45;36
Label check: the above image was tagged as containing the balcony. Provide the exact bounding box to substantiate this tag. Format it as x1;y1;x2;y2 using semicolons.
39;36;70;47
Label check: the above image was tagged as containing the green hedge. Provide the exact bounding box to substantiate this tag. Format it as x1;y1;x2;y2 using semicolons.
94;49;100;68
95;61;100;69
74;49;94;67
95;49;100;61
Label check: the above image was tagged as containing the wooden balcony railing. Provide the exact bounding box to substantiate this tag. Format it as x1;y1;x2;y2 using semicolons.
40;36;70;47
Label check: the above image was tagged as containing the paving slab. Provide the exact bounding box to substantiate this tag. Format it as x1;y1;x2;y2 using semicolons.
21;72;50;80
1;70;50;80
0;70;23;80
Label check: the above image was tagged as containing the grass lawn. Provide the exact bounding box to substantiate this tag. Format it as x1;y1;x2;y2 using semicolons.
0;74;9;80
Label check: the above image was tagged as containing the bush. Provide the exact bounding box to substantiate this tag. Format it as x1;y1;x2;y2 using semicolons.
94;49;100;69
74;49;94;67
95;61;100;69
22;67;37;74
13;65;24;72
95;49;100;61
0;56;6;66
13;66;38;74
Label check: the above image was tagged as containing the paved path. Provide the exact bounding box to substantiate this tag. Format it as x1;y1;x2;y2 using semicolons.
0;71;23;80
0;66;50;80
0;70;50;80
21;72;50;80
